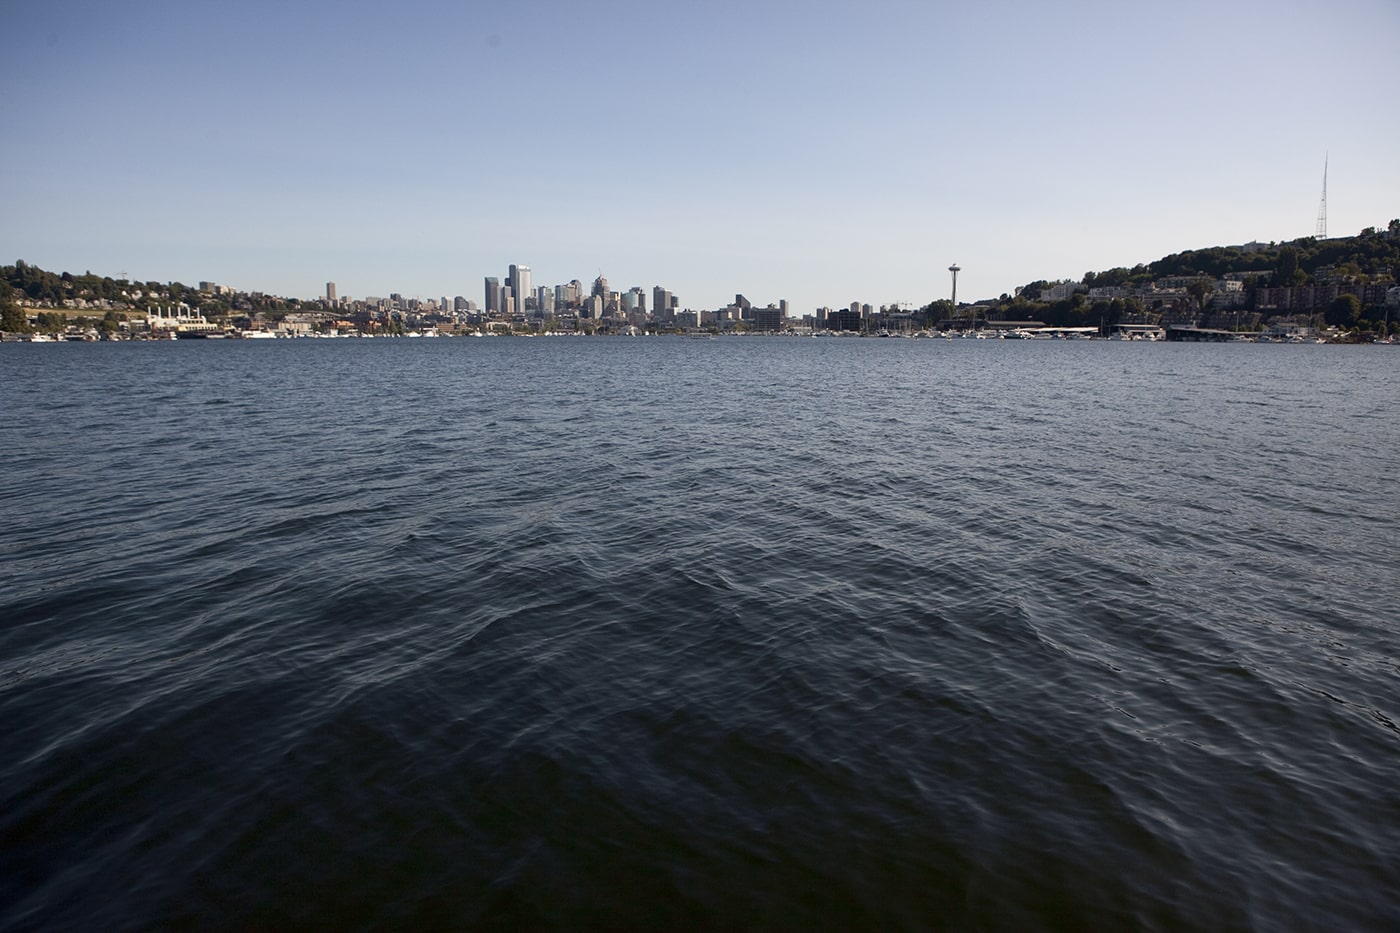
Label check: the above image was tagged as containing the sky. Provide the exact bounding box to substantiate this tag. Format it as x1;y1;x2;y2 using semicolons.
4;0;1398;313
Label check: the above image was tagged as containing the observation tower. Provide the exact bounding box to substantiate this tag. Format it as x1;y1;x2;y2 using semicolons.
949;263;961;329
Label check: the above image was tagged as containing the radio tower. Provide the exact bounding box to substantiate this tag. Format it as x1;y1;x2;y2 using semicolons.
1314;154;1328;240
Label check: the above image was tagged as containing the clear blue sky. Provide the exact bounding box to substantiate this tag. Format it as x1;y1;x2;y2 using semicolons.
4;0;1398;313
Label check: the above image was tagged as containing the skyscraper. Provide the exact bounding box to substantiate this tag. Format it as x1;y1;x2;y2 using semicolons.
326;282;336;303
484;277;501;314
509;264;532;314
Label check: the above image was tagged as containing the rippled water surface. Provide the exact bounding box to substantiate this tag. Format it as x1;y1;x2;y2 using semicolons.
2;337;1398;930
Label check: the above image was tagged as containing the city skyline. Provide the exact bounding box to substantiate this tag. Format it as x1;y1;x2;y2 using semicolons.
3;0;1398;312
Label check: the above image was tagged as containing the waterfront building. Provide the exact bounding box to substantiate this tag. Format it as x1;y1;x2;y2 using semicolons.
484;277;501;313
753;305;783;332
829;308;861;331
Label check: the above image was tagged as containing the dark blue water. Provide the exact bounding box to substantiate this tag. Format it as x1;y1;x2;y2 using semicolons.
3;337;1398;930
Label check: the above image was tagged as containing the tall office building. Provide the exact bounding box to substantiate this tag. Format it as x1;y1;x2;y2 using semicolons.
484;277;501;314
509;264;532;314
653;286;672;321
326;282;336;303
501;285;514;315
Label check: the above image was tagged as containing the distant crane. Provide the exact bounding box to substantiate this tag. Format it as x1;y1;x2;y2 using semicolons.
1315;154;1328;240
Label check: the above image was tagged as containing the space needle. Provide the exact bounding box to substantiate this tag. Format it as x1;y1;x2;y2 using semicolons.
949;263;961;331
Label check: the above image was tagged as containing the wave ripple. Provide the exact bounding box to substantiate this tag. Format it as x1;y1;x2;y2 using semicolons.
3;339;1399;929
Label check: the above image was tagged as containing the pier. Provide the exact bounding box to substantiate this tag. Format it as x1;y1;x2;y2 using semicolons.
1165;325;1238;342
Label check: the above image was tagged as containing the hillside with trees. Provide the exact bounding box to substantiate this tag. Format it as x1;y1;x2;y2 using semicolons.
924;222;1400;336
0;261;314;320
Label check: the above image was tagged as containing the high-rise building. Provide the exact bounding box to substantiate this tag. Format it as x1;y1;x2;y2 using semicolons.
592;275;608;299
326;282;336;303
484;277;501;314
754;305;783;331
501;285;514;315
653;286;672;321
509;264;532;314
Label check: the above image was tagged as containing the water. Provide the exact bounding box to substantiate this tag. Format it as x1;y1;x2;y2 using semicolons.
2;337;1397;930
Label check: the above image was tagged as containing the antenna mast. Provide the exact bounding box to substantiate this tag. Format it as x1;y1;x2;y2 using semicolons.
1314;154;1328;239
